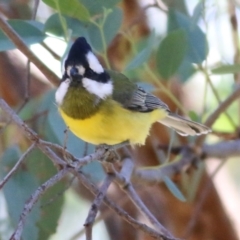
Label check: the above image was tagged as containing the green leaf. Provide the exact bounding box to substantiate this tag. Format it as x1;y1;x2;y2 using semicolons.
26;149;65;239
137;82;155;92
44;13;88;38
191;2;204;26
42;0;90;22
177;58;196;82
156;29;187;79
0;146;40;240
81;0;120;15
27;20;45;32
168;10;208;63
211;64;240;75
88;7;122;51
188;110;200;122
126;32;155;70
163;176;186;202
0;20;45;52
104;7;122;46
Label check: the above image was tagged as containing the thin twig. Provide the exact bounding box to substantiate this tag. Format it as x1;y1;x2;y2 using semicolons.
19;0;40;112
228;0;240;127
199;65;236;129
84;174;115;240
0;143;35;189
0;14;59;86
159;140;240;159
127;184;174;238
0;99;66;166
196;85;240;146
134;149;194;184
83;142;89;157
10;168;68;240
40;175;75;208
116;158;174;238
71;169;171;240
183;159;227;238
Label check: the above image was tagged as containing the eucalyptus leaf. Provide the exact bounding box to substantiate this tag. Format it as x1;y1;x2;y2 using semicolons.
191;1;204;26
44;13;88;38
163;176;186;202
168;10;208;64
211;64;240;75
126;32;155;70
1;146;40;240
177;58;196;82
188;110;200;122
42;0;90;22
88;7;122;51
81;0;120;15
156;29;187;79
0;20;45;51
26;149;65;239
27;20;45;32
104;7;122;46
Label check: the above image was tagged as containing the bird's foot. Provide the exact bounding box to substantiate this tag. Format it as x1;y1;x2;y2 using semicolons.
96;141;129;162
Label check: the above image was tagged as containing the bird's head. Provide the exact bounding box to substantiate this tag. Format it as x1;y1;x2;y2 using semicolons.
55;37;113;106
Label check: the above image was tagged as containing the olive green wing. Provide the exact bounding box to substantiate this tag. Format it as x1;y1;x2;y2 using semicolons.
107;70;170;112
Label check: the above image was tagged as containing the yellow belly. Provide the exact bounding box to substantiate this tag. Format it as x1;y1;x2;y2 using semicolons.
58;101;167;145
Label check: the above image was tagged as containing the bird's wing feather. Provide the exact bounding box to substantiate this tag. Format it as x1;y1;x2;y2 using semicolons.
126;86;170;112
107;70;170;112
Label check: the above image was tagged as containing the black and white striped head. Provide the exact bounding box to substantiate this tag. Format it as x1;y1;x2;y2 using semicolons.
55;37;113;105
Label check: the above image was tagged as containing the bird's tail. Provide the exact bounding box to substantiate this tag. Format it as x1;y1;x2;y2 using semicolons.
158;113;211;136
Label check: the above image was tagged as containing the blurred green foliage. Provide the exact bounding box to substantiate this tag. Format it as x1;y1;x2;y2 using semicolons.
0;0;239;239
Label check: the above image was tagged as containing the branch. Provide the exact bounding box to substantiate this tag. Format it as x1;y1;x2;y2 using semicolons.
134;148;196;183
196;85;240;145
0;14;59;86
10;168;68;240
71;169;171;240
115;158;175;239
0;98;66;166
183;159;227;238
1;99;168;239
203;140;240;158
0;98;112;170
84;174;115;240
0;143;35;189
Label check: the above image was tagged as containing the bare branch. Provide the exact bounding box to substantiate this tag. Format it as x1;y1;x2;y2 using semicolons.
134;149;194;184
0;13;59;86
0;99;66;166
0;143;35;189
203;140;240;158
196;85;240;145
183;159;227;238
71;169;171;240
10;168;68;240
115;158;175;239
84;174;115;240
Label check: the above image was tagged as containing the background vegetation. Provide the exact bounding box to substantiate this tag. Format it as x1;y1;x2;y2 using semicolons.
0;0;240;239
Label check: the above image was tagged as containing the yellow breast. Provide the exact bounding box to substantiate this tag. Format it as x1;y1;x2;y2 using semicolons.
58;100;166;145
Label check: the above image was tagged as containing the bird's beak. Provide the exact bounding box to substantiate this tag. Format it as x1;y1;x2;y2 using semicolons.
69;66;83;82
70;66;79;77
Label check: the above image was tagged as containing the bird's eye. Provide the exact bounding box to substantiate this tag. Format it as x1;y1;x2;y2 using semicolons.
85;68;95;78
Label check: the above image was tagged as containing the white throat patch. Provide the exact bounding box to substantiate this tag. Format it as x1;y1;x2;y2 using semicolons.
86;52;104;73
82;77;113;99
55;78;70;105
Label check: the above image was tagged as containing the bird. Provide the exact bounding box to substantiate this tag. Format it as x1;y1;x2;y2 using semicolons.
55;37;211;146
